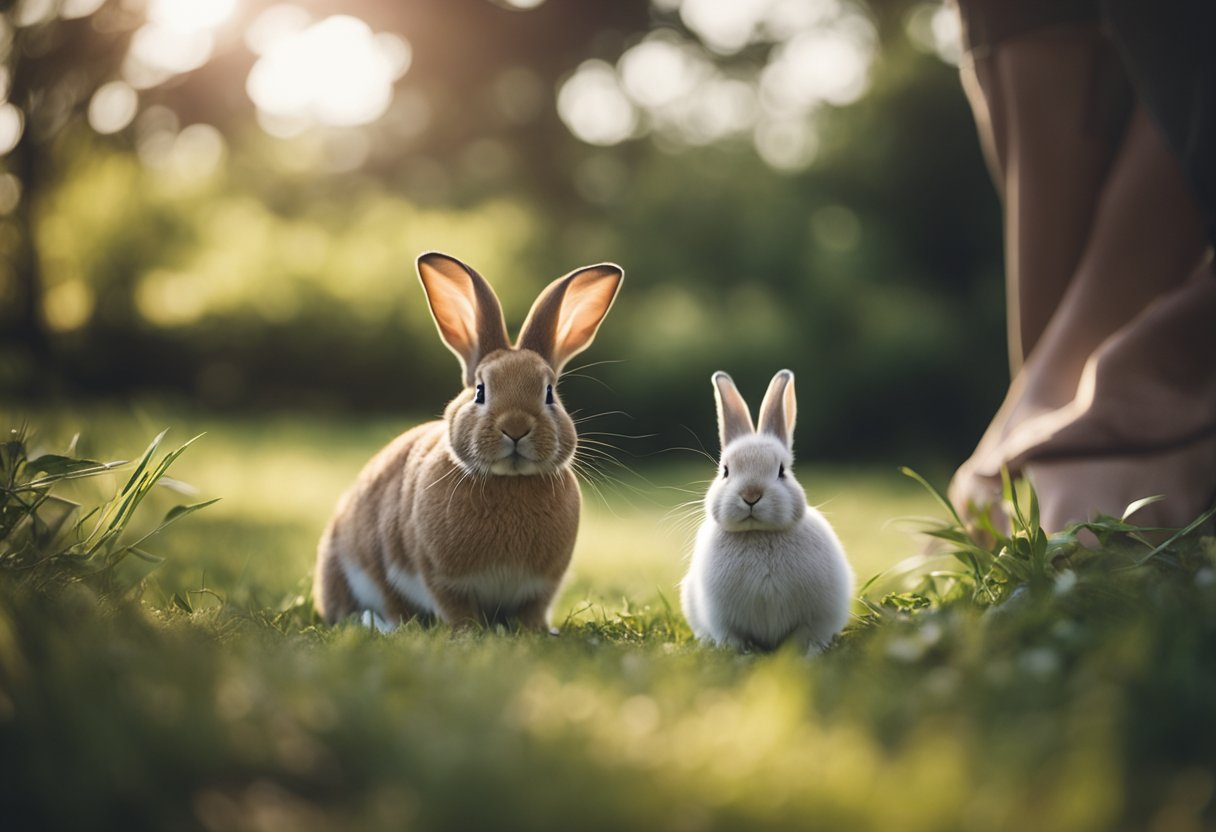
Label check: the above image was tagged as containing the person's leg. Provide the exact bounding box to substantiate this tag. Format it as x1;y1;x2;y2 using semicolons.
997;24;1121;369
948;22;1121;528
1028;435;1216;534
952;104;1210;519
970;105;1210;476
1001;263;1216;469
1008;263;1216;533
948;22;1118;525
957;52;1007;197
959;23;1117;370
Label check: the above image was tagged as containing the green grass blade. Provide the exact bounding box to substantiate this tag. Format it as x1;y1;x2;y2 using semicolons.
1130;503;1216;568
899;466;965;528
1122;495;1166;522
1001;467;1028;535
125;498;221;551
121;429;169;496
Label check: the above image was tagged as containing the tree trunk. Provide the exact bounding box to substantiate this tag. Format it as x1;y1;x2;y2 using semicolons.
3;19;54;394
8;133;52;368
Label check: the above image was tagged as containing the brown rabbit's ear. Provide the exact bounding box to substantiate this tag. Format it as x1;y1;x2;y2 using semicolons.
757;369;796;447
417;252;511;387
713;371;754;450
516;263;623;373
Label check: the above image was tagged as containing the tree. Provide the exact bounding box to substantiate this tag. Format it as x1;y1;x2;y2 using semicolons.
0;0;650;388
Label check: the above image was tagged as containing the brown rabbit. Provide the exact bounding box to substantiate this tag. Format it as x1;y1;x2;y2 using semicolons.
314;251;623;632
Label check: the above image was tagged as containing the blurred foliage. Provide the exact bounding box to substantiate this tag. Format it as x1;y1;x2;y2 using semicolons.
1;0;1004;465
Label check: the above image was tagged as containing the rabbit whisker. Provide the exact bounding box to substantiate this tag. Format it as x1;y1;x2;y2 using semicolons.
572;450;650;503
561;372;616;393
571;410;632;425
569;459;620;516
573;427;658;445
563;358;626;376
424;465;462;491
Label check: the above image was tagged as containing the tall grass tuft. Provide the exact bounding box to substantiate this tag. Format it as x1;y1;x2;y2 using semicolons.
858;467;1216;618
0;427;215;597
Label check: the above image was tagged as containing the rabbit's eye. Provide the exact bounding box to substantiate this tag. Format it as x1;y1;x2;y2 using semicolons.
474;383;485;405
545;384;554;405
722;465;729;478
778;464;785;479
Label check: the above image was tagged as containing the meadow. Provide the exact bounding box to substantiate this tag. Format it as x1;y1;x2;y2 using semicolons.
5;2;1213;829
3;408;1215;831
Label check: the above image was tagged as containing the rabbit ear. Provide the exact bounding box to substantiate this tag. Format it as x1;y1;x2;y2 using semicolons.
516;263;623;374
757;369;796;447
417;252;511;387
712;371;754;449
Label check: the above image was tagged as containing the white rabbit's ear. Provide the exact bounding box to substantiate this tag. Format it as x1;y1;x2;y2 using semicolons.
417;252;511;387
757;369;796;447
713;371;754;449
516;263;623;374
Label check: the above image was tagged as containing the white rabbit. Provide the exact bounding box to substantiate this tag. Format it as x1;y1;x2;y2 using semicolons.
681;370;854;656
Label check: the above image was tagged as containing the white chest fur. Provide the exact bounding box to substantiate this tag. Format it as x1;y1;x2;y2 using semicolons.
683;508;852;653
386;563;438;615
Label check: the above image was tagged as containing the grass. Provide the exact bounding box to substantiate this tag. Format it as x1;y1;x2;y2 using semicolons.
17;405;932;613
3;407;1216;831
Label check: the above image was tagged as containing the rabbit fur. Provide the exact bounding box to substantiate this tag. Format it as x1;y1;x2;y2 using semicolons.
681;370;854;656
314;252;623;632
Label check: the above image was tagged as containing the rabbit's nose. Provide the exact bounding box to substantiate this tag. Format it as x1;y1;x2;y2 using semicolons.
499;414;533;442
741;488;763;506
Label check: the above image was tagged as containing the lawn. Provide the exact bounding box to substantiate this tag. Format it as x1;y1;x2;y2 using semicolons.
3;408;1215;831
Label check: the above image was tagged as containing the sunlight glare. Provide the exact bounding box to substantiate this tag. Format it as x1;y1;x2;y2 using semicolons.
60;0;107;20
88;80;139;134
585;0;879;163
172;123;226;179
929;4;962;65
618;32;709;109
136;269;210;327
754;117;818;171
760;23;874;113
14;0;55;28
246;15;407;132
679;0;769;54
244;4;310;56
375;33;413;80
760;0;839;40
557;60;638;146
125;23;213;87
43;279;94;332
676;78;757;144
0;102;24;155
148;0;237;33
905;3;961;65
